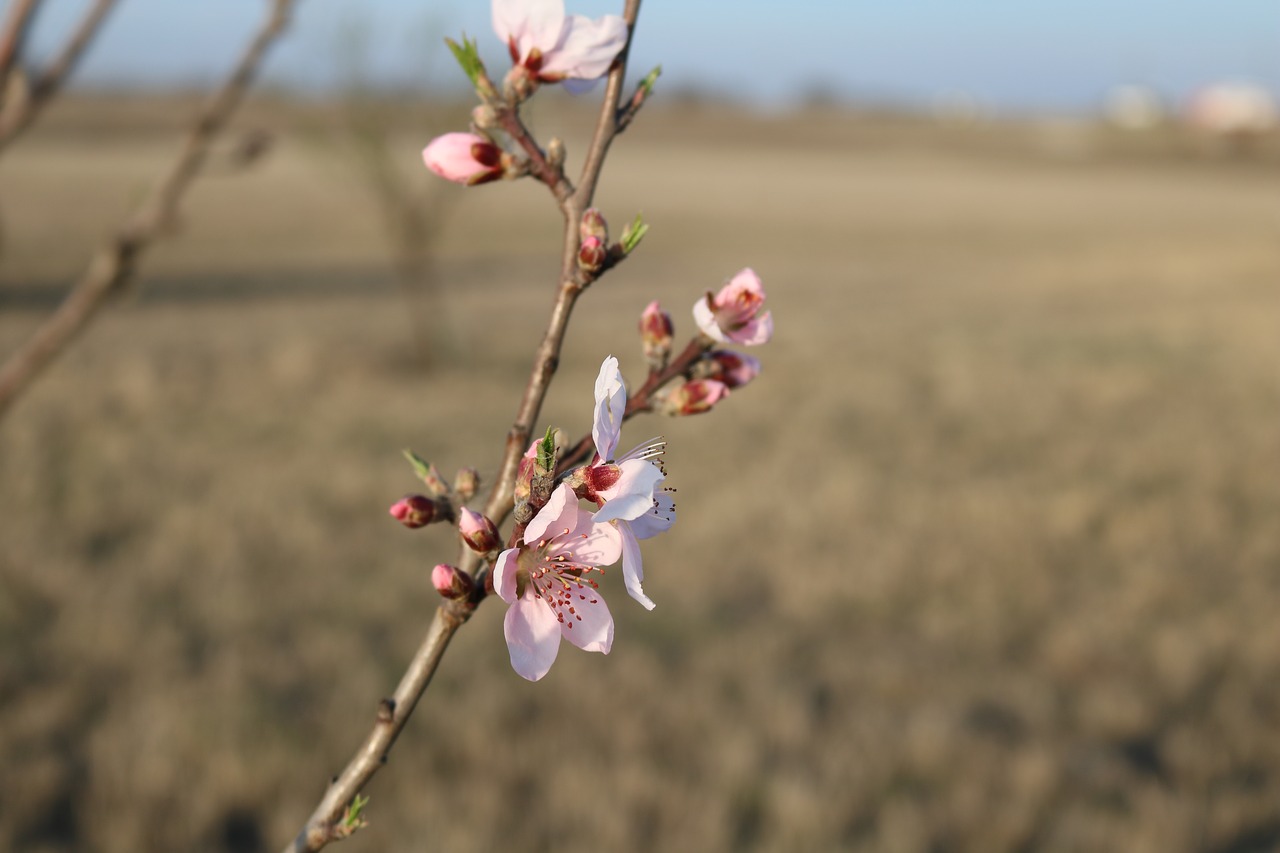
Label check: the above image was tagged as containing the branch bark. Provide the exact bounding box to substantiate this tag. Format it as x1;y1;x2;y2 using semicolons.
0;0;119;151
0;0;294;422
0;0;41;91
281;2;645;849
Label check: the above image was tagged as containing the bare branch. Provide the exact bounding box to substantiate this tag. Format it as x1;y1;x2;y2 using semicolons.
0;0;41;89
0;0;119;151
0;0;295;421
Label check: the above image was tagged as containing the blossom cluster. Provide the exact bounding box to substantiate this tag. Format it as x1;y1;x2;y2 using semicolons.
395;0;776;681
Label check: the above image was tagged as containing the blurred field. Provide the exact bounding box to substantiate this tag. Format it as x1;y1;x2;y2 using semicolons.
2;94;1279;852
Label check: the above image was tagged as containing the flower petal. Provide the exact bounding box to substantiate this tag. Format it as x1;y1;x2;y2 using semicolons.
692;293;728;342
561;518;623;568
618;522;655;610
594;459;663;524
504;593;562;681
592;355;626;461
557;581;614;653
540;13;627;80
629;492;675;540
729;310;773;346
493;547;520;604
493;0;566;56
524;482;575;543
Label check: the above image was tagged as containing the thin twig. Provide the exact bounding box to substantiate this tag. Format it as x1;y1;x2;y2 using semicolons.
0;0;41;91
0;0;294;422
0;0;119;151
281;3;644;849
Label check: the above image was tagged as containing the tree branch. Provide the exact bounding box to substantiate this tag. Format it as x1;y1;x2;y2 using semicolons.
0;0;294;422
280;3;646;849
0;0;119;151
0;0;41;91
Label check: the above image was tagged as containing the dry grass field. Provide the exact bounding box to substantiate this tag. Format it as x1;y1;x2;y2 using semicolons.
2;94;1279;852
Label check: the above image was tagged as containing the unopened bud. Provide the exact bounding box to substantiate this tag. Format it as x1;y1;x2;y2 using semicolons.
658;379;730;416
454;467;480;502
578;235;607;274
471;103;499;131
696;350;761;389
390;494;440;528
639;300;674;370
432;563;475;600
546;137;566;170
580;208;608;243
459;508;501;553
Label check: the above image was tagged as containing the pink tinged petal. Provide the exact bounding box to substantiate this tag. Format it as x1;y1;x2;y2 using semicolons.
504;593;562;681
592;355;626;461
523;482;576;543
540;13;627;80
557;582;614;652
629;492;676;540
594;459;664;524
493;0;566;58
493;548;521;604
560;519;623;569
617;522;655;611
727;310;773;346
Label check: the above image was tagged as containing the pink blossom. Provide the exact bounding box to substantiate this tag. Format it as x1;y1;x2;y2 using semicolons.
493;484;621;681
421;132;503;185
389;494;438;528
639;300;674;368
458;508;501;553
492;0;627;85
693;268;773;345
432;563;474;600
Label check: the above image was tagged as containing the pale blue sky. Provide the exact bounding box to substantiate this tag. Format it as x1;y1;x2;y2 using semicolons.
22;0;1280;112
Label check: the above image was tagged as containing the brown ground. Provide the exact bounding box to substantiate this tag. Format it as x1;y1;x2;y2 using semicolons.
2;94;1279;852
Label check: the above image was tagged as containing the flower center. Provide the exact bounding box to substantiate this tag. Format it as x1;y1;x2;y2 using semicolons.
521;533;605;630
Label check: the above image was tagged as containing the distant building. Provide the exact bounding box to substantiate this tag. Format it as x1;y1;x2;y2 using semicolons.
1184;82;1278;135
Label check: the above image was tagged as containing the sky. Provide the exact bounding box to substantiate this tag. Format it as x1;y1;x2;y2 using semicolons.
21;0;1280;113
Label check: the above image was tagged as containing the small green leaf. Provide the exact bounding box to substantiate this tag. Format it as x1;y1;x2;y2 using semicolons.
403;449;432;481
620;213;649;255
445;35;486;88
639;65;662;98
537;427;557;472
341;792;370;833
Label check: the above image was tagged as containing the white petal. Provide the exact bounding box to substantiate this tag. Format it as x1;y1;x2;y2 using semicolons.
594;459;663;524
592;355;625;461
541;13;627;80
504;593;561;681
558;582;614;653
560;519;622;568
493;0;566;55
618;522;655;610
692;294;729;342
629;492;675;540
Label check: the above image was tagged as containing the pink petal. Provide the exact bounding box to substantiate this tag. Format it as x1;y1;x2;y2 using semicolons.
524;482;575;543
559;518;623;568
557;583;614;653
493;548;520;604
617;523;655;610
422;133;499;184
493;0;565;57
727;310;773;346
504;593;562;681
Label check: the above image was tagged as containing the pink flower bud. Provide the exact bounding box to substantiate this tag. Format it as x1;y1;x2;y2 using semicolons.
701;350;761;389
578;235;607;273
432;563;475;600
454;467;480;502
422;132;504;186
389;494;439;528
661;379;730;416
639;300;674;369
459;508;501;553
